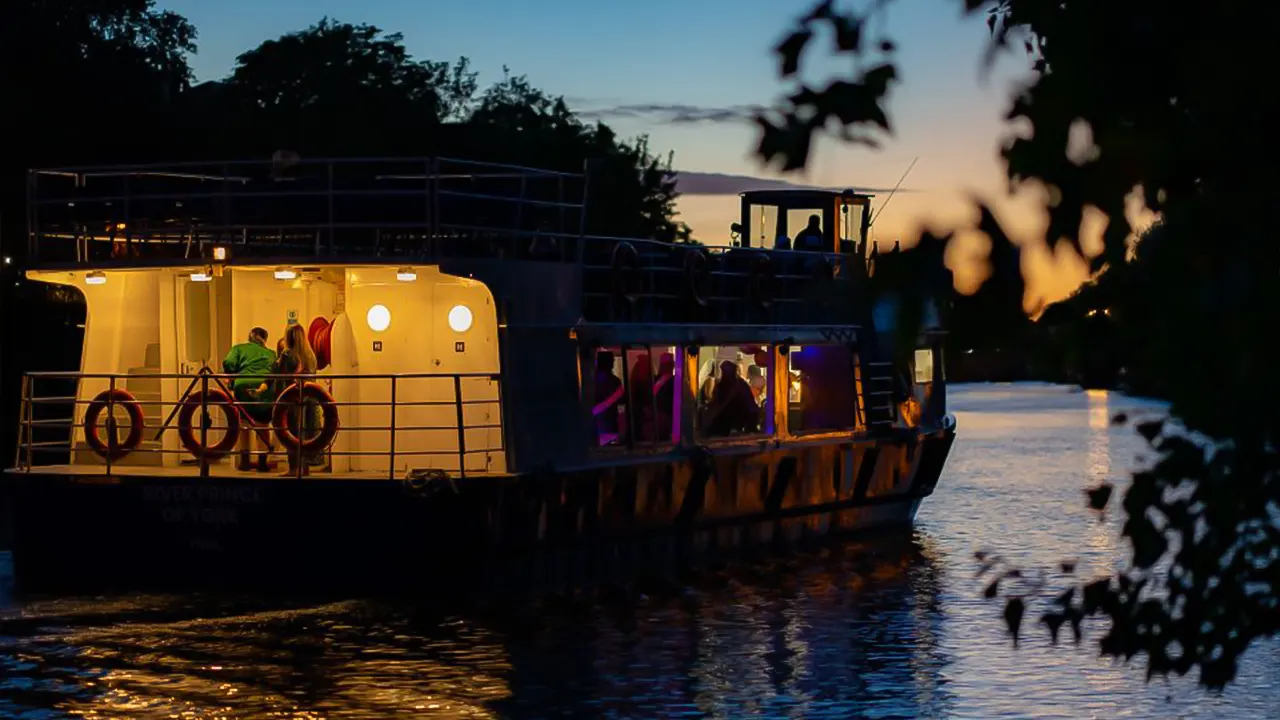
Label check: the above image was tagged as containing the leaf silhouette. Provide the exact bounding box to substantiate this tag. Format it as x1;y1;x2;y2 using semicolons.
1005;597;1026;647
1085;483;1113;511
775;30;813;77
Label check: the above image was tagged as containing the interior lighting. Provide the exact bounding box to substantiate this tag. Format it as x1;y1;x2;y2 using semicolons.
212;246;228;261
274;267;298;280
367;304;391;332
396;267;417;282
85;271;106;285
191;268;212;282
448;304;473;333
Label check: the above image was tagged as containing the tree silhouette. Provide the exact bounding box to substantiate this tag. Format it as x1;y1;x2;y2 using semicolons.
762;0;1279;689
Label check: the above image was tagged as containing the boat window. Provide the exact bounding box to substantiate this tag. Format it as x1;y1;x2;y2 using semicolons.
695;345;772;438
590;346;678;447
913;348;934;384
788;344;858;433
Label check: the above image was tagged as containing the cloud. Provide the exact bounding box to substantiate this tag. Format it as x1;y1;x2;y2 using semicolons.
674;170;916;196
572;102;765;125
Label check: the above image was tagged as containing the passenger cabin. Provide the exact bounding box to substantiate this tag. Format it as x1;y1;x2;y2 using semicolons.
11;157;948;482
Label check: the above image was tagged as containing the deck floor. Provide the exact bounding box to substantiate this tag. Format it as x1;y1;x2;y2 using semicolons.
6;463;503;481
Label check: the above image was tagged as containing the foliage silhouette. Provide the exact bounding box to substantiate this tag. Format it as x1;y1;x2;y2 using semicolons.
763;0;1279;689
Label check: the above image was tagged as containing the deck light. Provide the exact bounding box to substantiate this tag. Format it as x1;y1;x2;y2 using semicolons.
448;304;473;333
212;246;228;261
274;267;297;280
367;304;391;332
396;267;417;282
190;268;212;282
84;271;106;285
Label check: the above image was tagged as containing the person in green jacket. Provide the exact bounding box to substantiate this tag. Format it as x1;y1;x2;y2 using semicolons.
223;327;276;423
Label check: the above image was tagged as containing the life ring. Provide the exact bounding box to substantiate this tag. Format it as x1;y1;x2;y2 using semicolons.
611;242;642;303
272;381;340;453
308;316;333;371
83;388;145;460
747;253;775;309
683;249;711;307
177;387;241;461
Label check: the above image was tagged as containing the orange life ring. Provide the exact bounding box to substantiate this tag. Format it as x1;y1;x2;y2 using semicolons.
748;253;775;309
683;249;711;307
272;381;340;453
83;388;145;461
308;316;333;371
611;242;642;303
177;387;241;461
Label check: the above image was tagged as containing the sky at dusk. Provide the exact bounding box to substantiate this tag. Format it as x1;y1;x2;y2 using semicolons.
157;0;1112;306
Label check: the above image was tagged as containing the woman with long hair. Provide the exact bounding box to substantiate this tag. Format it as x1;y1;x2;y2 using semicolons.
275;323;323;475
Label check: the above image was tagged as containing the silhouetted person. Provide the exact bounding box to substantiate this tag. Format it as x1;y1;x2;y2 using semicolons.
704;361;758;436
795;214;825;252
593;351;624;444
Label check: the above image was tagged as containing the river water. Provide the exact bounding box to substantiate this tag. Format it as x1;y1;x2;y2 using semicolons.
1;383;1277;719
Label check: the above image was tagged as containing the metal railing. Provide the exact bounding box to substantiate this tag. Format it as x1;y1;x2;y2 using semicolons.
12;370;504;480
26;156;588;266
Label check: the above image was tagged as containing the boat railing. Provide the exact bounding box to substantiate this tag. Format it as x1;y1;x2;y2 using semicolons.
12;370;505;480
25;155;870;324
26;156;588;266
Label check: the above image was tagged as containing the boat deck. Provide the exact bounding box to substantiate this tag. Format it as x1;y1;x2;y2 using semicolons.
4;463;508;481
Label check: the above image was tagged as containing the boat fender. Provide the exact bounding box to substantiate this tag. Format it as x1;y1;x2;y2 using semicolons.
747;253;775;309
83;388;145;461
176;387;242;461
611;242;642;303
272;381;340;454
683;249;711;307
308;316;334;371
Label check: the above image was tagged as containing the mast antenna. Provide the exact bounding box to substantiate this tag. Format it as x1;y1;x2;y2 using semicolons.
869;156;918;227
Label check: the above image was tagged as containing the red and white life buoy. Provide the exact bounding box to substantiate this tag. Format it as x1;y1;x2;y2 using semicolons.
177;387;241;461
272;381;340;454
83;388;145;461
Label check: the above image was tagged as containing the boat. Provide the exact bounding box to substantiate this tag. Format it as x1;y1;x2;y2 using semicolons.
4;156;956;593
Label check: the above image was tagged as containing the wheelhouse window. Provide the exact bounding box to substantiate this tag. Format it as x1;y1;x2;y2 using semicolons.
913;348;935;385
787;344;858;433
695;345;772;438
591;346;678;447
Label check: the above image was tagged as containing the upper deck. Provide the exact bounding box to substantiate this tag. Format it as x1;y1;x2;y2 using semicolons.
26;156;880;325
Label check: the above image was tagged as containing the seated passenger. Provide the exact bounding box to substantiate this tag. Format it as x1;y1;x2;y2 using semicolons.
775;234;792;251
794;214;826;252
704;361;759;436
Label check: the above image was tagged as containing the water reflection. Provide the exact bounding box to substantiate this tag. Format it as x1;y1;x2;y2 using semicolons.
3;383;1279;718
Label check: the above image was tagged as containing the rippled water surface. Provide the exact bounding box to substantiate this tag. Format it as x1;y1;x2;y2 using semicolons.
3;384;1278;718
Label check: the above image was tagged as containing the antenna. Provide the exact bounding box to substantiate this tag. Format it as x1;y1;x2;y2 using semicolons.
869;156;918;227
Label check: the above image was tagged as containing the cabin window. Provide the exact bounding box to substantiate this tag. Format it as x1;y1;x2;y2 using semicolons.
913;348;935;385
787;344;858;433
590;346;678;447
695;345;772;438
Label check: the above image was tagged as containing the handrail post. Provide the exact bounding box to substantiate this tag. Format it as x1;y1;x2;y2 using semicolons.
106;375;116;477
295;377;304;479
388;376;398;480
15;375;29;471
198;374;210;478
220;163;230;253
576;159;592;265
454;375;466;479
326;161;335;256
